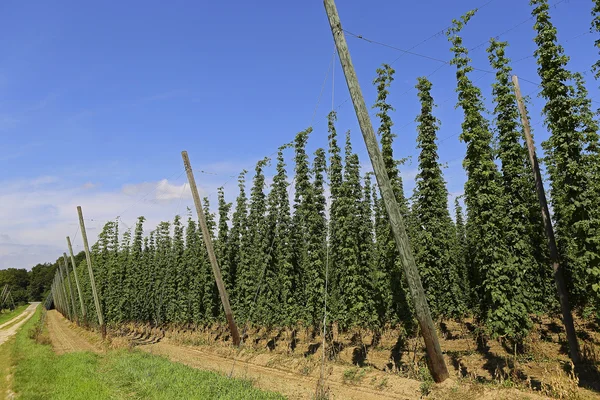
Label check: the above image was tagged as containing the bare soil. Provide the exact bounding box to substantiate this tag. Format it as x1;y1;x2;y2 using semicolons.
46;310;102;355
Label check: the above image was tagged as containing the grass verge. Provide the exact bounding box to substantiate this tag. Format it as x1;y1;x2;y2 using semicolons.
6;308;285;399
0;304;28;326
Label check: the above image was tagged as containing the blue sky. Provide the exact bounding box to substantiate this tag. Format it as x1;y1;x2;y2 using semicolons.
1;0;597;269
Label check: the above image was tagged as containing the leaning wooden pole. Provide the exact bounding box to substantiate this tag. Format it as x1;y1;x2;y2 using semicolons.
57;262;72;320
512;75;580;365
67;236;87;323
181;151;241;347
77;206;106;338
50;282;56;311
63;253;79;324
323;0;449;382
53;275;63;315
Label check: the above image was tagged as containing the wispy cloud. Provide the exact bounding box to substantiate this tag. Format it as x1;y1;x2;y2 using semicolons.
0;174;222;270
0;114;19;131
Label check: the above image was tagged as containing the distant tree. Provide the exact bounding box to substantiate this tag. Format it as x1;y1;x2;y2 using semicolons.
0;268;29;305
28;262;58;301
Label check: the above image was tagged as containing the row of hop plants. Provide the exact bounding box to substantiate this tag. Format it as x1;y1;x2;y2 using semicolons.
57;0;600;345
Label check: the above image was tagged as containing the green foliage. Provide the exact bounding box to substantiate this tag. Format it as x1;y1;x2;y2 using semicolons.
201;197;219;322
227;170;249;313
304;147;327;326
237;158;270;323
338;132;375;329
532;0;600;312
453;198;470;305
592;0;600;80
128;217;145;321
290;127;317;326
258;144;293;327
412;76;465;319
170;215;186;323
447;12;531;339
371;64;413;329
0;268;30;305
487;38;553;314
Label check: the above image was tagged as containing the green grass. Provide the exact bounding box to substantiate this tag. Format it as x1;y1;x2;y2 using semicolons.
6;308;286;399
0;304;28;325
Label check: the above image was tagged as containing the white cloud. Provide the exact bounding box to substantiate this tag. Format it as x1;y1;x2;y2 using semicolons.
0;175;222;270
82;182;97;190
0;114;19;131
122;179;192;202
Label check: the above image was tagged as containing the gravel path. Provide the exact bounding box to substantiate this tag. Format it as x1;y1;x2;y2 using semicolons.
0;303;40;346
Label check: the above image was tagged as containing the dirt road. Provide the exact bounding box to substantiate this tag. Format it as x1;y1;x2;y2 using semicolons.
45;310;102;355
0;303;40;346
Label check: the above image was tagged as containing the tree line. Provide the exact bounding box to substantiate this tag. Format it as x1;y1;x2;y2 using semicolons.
0;251;86;306
53;0;600;343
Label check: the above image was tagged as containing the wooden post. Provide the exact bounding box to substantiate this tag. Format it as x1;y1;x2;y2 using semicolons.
50;282;55;311
55;277;62;314
57;261;72;320
512;75;580;365
67;236;87;322
77;206;106;338
323;0;449;382
63;253;79;324
53;275;63;314
181;151;241;347
51;280;56;312
0;285;7;309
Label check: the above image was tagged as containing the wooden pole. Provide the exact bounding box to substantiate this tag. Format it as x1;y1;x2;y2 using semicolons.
77;206;106;338
57;274;66;316
0;285;7;309
53;275;63;314
181;151;241;347
511;75;580;365
51;280;56;312
323;0;449;382
63;253;79;324
57;262;72;320
67;236;87;322
50;282;55;311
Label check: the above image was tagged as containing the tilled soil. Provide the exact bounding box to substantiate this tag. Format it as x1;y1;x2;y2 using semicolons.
0;303;40;347
142;339;421;400
46;310;102;355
